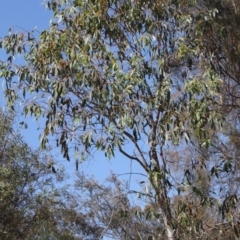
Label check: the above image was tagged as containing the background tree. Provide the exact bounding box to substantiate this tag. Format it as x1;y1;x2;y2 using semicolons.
186;1;240;238
1;0;240;239
0;110;102;240
73;172;164;239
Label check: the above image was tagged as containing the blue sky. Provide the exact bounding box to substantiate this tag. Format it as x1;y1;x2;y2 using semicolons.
0;1;146;189
0;1;51;34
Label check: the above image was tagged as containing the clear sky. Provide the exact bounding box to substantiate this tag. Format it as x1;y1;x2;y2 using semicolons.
0;1;145;188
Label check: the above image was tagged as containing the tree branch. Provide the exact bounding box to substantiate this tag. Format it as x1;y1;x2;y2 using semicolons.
123;130;149;171
118;145;148;172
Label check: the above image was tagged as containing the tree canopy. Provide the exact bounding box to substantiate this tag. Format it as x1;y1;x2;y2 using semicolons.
1;0;240;239
0;110;106;240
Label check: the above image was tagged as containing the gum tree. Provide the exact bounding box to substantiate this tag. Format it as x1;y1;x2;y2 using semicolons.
0;0;231;239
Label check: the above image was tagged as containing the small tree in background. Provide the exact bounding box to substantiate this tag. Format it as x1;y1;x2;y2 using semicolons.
0;110;103;240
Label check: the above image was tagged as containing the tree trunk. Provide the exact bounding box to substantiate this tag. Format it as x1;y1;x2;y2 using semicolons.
149;171;176;240
157;192;176;240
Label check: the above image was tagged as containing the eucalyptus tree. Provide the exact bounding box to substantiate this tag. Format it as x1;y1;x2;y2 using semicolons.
0;0;234;239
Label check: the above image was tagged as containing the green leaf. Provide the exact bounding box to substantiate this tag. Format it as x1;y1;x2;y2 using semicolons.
52;166;57;173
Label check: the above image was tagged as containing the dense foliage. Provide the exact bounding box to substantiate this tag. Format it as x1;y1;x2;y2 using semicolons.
1;0;240;239
0;111;103;240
